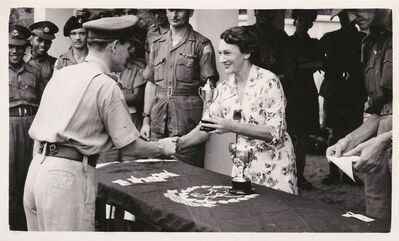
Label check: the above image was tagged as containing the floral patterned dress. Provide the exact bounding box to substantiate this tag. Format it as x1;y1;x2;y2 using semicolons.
208;65;298;195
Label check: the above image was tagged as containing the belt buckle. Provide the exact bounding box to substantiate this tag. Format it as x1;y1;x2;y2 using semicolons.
18;107;22;116
49;144;58;155
168;86;173;96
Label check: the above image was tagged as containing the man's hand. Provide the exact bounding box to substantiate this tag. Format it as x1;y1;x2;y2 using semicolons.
157;137;178;156
326;136;351;157
140;120;151;141
344;135;390;173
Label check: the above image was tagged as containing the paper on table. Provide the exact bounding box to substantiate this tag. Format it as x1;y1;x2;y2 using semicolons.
326;155;360;181
134;159;176;163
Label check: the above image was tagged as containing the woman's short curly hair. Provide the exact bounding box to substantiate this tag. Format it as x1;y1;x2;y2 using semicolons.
220;26;259;64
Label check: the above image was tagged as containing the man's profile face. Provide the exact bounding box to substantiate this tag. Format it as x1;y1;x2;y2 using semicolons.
69;28;88;50
347;9;376;30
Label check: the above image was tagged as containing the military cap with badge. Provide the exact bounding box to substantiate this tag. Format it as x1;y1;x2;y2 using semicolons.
9;24;31;46
29;21;59;40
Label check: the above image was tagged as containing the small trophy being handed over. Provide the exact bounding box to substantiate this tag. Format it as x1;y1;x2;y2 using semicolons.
229;143;255;195
198;79;218;132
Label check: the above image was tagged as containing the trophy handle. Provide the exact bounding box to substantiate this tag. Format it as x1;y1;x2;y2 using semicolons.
198;86;203;99
212;88;219;103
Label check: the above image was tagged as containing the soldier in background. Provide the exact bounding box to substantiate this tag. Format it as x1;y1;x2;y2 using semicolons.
288;9;323;190
245;10;296;93
141;9;219;167
24;21;58;85
145;9;170;63
54;13;90;71
319;10;367;185
9;25;43;231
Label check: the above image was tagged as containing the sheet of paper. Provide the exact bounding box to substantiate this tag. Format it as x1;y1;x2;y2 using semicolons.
134;159;176;163
327;155;360;181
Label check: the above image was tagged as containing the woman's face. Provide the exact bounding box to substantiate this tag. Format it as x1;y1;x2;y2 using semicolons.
218;39;249;75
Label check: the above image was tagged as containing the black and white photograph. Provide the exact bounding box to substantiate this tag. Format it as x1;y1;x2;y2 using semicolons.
1;0;397;240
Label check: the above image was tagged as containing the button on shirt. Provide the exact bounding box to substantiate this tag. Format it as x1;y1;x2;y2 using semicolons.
9;63;43;108
29;54;140;156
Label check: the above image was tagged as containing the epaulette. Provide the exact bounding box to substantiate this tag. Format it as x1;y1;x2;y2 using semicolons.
193;31;210;44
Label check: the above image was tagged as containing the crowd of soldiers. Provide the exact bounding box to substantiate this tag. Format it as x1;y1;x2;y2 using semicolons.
9;8;392;231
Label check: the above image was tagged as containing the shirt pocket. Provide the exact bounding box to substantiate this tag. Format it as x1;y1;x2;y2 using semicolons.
176;57;195;83
154;57;166;82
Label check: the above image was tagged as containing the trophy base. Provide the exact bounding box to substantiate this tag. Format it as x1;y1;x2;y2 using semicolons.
229;180;254;195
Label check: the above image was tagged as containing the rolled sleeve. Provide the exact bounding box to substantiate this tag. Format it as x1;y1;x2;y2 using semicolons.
199;42;219;85
99;84;140;148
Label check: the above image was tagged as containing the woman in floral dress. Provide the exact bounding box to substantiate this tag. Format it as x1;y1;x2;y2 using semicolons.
177;26;298;195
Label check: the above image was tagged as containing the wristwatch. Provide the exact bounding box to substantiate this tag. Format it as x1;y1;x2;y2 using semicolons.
142;112;150;118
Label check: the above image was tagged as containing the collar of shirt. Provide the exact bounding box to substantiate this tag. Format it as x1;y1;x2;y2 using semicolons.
85;54;111;73
25;50;48;62
167;24;195;50
9;62;26;74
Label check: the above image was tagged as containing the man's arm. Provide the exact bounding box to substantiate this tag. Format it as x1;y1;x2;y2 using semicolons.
140;81;156;140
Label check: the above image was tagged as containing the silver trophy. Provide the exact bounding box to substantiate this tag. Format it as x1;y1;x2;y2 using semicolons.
198;79;219;131
228;143;254;195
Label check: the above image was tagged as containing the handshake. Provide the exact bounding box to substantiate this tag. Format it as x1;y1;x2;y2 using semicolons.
157;137;180;156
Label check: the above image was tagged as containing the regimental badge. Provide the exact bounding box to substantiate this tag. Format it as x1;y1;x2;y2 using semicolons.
78;18;82;24
164;185;259;207
12;29;19;37
44;27;50;33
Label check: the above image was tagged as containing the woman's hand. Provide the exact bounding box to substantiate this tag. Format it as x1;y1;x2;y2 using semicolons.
200;117;235;135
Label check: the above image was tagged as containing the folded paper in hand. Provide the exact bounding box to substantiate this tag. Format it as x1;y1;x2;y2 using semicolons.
326;155;360;181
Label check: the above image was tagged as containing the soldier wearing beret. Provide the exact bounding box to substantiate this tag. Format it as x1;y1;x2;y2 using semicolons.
24;21;58;85
141;9;219;168
327;9;392;220
8;24;43;231
23;16;176;231
145;9;170;63
287;9;323;190
54;14;90;71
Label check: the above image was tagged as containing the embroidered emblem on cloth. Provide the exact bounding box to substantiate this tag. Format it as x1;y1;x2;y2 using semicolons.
164;185;259;207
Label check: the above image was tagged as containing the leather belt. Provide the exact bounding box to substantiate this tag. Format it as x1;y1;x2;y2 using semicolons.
39;142;98;167
9;105;37;117
156;87;199;96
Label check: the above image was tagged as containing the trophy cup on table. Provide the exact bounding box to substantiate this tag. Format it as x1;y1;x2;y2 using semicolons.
228;143;254;195
198;79;219;132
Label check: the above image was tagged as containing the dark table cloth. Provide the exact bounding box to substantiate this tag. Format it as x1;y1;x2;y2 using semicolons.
96;160;390;232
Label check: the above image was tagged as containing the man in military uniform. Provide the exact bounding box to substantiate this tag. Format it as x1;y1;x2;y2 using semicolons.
54;13;90;70
23;16;176;231
327;9;392;220
245;10;295;91
9;24;43;231
319;10;367;185
25;21;58;84
145;9;170;63
141;9;219;167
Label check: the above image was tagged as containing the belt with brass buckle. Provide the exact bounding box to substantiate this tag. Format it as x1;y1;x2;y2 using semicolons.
39;142;98;167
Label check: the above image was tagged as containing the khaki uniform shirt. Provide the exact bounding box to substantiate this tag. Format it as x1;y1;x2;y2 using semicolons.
144;24;219;137
54;47;88;71
24;51;56;84
29;54;140;155
9;63;43;108
361;29;392;115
